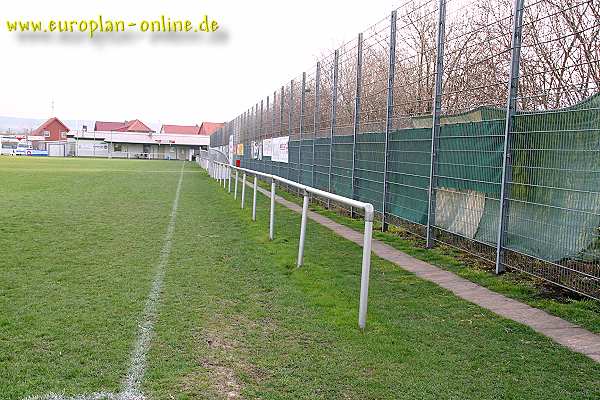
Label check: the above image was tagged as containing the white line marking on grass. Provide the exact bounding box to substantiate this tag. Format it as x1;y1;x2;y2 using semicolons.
24;163;186;400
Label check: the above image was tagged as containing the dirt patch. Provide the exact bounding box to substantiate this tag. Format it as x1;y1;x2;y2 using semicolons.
205;330;236;351
191;316;271;399
200;359;242;399
199;327;242;399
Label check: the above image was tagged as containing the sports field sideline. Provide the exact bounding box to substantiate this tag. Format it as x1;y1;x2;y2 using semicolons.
1;157;598;399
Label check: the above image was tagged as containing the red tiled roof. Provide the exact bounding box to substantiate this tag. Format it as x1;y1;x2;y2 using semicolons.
94;119;154;133
126;120;154;133
160;124;202;135
94;121;124;131
32;117;70;135
199;122;225;136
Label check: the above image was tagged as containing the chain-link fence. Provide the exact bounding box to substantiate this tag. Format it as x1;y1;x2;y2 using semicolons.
210;0;600;299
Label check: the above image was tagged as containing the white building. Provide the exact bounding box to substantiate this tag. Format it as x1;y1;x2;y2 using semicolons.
62;120;224;160
68;130;211;160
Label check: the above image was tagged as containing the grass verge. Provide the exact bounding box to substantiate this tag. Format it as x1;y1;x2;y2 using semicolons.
257;178;600;334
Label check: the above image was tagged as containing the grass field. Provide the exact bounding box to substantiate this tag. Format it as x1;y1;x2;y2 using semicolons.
1;156;599;399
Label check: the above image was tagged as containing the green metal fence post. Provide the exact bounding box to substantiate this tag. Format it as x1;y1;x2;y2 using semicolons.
381;11;397;232
496;0;525;274
351;32;363;218
299;72;306;184
426;0;447;248
328;49;340;207
312;62;321;188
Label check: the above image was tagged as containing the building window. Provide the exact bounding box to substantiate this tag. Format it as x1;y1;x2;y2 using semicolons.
43;130;50;137
114;143;127;152
60;132;66;139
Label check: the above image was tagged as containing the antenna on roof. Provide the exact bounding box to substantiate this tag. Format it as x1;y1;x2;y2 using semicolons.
51;99;55;116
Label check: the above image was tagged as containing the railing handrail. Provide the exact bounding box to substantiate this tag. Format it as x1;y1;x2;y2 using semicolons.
213;161;374;222
203;157;375;329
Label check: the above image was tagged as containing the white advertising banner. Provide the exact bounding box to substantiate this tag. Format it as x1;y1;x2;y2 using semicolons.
271;136;289;163
263;139;272;157
251;141;260;160
228;135;234;163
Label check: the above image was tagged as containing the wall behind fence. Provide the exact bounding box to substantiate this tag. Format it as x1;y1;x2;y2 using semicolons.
210;0;600;299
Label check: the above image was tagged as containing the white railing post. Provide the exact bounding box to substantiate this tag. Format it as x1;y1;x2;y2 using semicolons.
269;180;276;240
297;189;309;267
228;166;232;193
358;204;374;329
217;163;375;329
221;165;224;186
252;175;258;221
234;170;239;199
241;173;246;208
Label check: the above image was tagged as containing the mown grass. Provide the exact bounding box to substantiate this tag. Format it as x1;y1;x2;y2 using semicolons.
1;157;598;399
145;166;599;399
258;179;600;334
0;157;185;399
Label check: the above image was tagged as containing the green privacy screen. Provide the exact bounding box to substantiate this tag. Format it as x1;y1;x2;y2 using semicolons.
239;94;600;270
507;94;600;263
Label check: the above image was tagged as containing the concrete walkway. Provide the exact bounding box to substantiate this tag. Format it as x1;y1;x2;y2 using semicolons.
253;184;600;363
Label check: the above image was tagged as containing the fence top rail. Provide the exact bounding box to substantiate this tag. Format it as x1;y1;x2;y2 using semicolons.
212;160;374;221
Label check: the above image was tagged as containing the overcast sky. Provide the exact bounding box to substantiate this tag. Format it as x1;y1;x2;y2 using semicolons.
1;0;401;126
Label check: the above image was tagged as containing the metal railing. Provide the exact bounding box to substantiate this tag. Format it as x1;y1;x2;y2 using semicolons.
201;157;375;329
